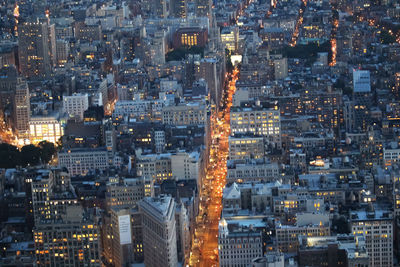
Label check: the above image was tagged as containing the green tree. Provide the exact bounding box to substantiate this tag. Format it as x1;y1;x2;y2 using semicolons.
21;145;41;166
0;143;20;168
38;141;56;163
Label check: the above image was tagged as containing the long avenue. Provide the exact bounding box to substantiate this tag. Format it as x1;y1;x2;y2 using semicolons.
188;68;239;267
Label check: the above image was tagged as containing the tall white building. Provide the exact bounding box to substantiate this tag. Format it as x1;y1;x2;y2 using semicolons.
139;196;178;267
350;208;393;267
63;93;89;121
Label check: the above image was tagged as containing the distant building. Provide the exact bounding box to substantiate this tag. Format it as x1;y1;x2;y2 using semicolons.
194;58;222;106
226;159;280;183
55;39;70;67
139;196;178;267
74;22;102;42
259;28;285;49
151;0;168;18
136;153;172;182
14;79;30;137
273;57;288;80
18;20;51;78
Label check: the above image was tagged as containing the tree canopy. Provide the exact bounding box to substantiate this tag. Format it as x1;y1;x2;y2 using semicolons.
0;141;57;168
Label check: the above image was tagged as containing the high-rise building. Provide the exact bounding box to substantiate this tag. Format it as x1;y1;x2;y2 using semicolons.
393;72;400;99
276;213;331;253
162;102;207;126
32;168;101;266
221;27;239;52
0;66;17;109
18;20;51;78
154;130;166;153
136;154;172;182
14;78;30;137
350;207;393;267
102;207;143;266
218;218;263;267
139;196;178;267
230;105;281;149
228;134;265;161
106;177;146;209
58;147;110;176
170;0;187;18
195;58;220;106
274;57;288;80
353;70;371;93
55;39;70;67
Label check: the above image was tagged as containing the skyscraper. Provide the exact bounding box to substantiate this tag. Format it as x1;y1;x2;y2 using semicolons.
350;207;393;267
14;78;30;137
139;196;178;267
352;70;372;131
18;20;51;78
32;169;101;267
170;0;187;18
195;58;220;106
